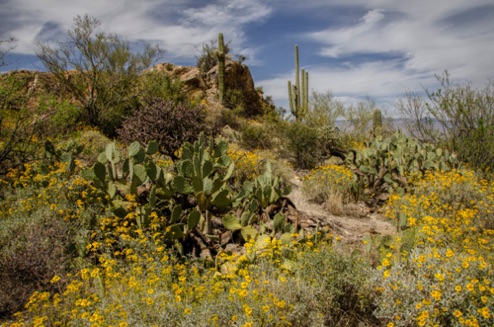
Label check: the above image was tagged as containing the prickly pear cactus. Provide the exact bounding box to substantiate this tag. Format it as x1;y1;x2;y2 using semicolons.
346;132;461;203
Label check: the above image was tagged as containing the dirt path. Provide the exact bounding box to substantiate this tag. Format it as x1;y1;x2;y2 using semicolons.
287;176;396;245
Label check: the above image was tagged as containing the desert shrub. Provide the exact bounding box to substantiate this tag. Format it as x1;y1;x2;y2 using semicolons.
6;231;378;327
284;122;324;170
0;207;72;317
69;127;112;164
385;169;494;242
374;246;493;327
376;169;494;326
227;143;264;185
0;160;101;319
36;14;163;136
33;96;82;136
397;72;494;171
196;39;230;73
304;90;344;129
240;121;276;150
117;98;206;158
138;71;189;105
302;164;355;215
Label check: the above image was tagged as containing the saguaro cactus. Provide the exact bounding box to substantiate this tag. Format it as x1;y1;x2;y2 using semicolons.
288;45;309;121
217;32;226;105
373;109;383;136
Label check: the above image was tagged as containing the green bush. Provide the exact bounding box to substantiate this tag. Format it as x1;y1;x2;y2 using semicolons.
285;122;324;170
240;121;276;150
397;72;494;171
117;98;207;159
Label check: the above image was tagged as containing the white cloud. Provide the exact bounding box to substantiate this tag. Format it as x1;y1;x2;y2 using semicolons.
0;0;271;62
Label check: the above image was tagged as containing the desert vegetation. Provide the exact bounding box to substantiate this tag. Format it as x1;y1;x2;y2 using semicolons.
1;15;493;327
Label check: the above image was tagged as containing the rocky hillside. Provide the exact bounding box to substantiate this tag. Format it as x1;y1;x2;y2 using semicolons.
1;59;266;116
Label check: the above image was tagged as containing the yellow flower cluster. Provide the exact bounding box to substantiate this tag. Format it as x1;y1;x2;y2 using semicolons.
227;144;264;183
376;169;494;326
4;231;330;327
302;164;354;203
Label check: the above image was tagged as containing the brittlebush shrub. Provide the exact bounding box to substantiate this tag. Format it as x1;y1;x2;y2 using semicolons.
302;164;355;215
0;161;101;319
117;98;206;159
374;169;494;326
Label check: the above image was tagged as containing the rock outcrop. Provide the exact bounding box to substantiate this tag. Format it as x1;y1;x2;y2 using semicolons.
150;60;263;116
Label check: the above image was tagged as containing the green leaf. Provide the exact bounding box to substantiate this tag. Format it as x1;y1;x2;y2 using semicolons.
149;186;157;207
173;176;194;194
133;164;147;185
147;161;158;181
192;176;204;193
214;142;228;157
273;212;285;232
240;212;251;226
180;160;194;178
203;177;213;195
128;142;141;157
107;182;116;199
94;162;106;182
146;141;159;155
97;152;107;164
81;168;95;181
223;214;242;231
165;224;184;240
171;205;183;223
223;163;234;181
211;189;231;209
202;160;213;177
241;225;258;241
187;209;201;231
196;192;208;211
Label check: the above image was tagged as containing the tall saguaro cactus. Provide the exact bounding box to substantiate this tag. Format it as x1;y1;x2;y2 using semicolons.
288;45;309;121
373;109;383;136
217;32;226;105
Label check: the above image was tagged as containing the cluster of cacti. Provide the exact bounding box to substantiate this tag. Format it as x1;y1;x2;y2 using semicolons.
346;132;461;202
288;45;309;121
82;134;296;257
216;32;226;105
225;161;294;240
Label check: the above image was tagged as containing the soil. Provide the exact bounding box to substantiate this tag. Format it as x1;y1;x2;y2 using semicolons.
287;176;396;249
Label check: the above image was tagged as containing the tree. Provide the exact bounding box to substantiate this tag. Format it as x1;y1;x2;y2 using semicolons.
398;72;494;170
0;38;41;175
36;14;164;135
304;90;344;128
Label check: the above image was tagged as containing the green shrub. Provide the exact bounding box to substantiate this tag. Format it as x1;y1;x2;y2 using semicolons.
240;121;276;150
285;122;323;170
117;98;207;159
397;72;494;171
302;164;355;215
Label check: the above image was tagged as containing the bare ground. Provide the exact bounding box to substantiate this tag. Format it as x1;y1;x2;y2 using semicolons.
287;176;396;247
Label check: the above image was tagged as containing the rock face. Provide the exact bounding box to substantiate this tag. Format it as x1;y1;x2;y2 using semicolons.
2;59;265;117
150;60;263;116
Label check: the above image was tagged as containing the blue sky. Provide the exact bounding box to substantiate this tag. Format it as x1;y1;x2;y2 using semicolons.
1;0;494;114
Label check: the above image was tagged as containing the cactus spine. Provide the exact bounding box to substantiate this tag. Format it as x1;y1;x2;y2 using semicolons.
288;45;309;121
217;32;226;105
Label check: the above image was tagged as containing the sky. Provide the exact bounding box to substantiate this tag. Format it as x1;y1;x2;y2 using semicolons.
1;0;494;115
